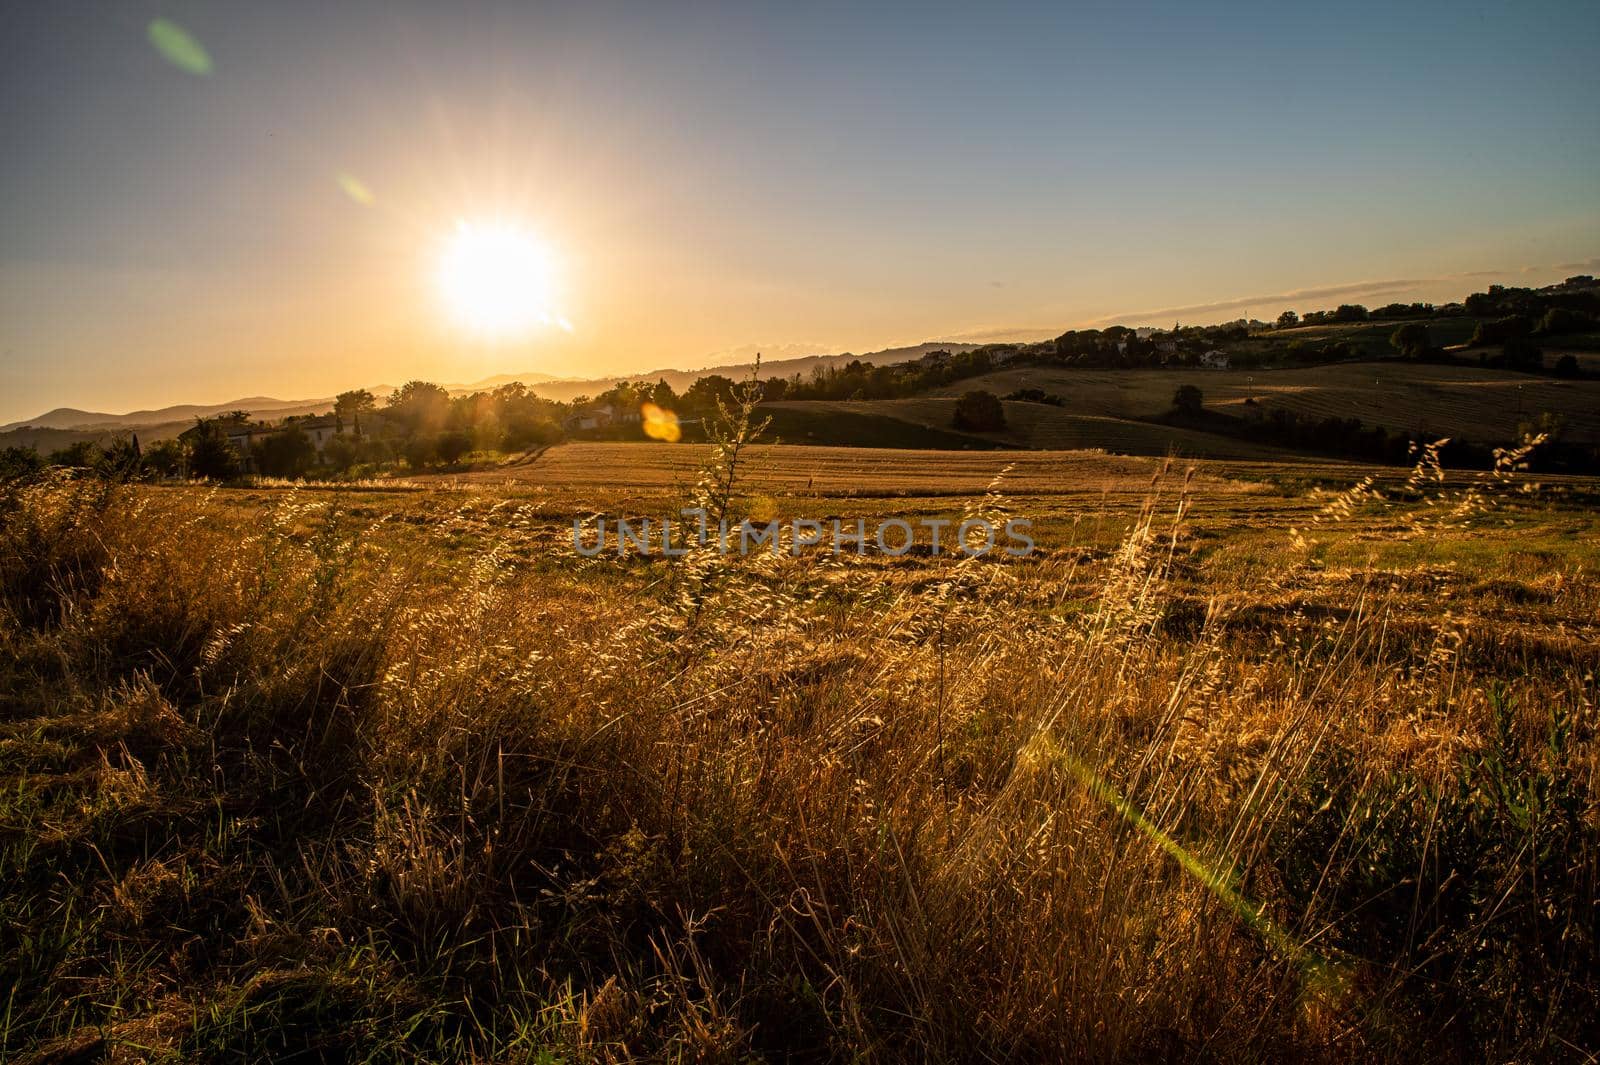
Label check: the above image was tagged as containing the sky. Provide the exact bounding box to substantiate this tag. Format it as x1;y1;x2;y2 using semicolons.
2;0;1597;422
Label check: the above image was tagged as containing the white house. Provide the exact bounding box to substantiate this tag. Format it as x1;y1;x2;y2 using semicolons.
1200;350;1232;370
563;404;617;432
286;415;347;454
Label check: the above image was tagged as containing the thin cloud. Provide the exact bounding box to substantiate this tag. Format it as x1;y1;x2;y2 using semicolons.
1092;278;1439;326
935;257;1598;342
1088;258;1600;327
940;325;1059;343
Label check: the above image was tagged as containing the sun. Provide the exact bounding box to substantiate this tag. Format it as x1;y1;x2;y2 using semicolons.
436;221;559;337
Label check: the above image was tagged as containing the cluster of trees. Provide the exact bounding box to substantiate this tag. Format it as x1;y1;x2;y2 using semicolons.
1294;304;1377;326
545;351;1026;419
226;381;569;477
1463;278;1599;322
359;381;565;466
1004;388;1065;406
1388;320;1585;377
0;436;188;482
575;374;743;422
1272;278;1599;337
1244;408;1428;465
1281;302;1438;327
0;379;575;484
1465;313;1591;374
749;349;1012;404
1164;385;1419;463
1162;385;1600;473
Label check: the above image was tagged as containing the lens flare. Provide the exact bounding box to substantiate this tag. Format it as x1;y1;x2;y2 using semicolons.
641;402;682;442
147;19;212;75
338;174;375;206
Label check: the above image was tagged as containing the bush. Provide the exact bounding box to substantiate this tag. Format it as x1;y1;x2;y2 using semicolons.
436;430;473;466
1;445;45;480
1004;388;1065;406
1171;384;1203;415
1390;322;1432;358
140;438;186;479
952;390;1007;432
48;440;103;469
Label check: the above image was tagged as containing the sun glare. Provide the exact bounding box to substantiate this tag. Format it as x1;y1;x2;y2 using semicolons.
437;221;559;337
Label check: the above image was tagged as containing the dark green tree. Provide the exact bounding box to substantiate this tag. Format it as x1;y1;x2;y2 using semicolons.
436;429;473;465
682;374;740;415
99;436;144;480
335;389;377;422
188;420;241;481
386;381;450;434
1390;322;1432;358
953;390;1007;432
253;427;317;478
141;438;186;479
648;378;677;408
404;435;438;469
0;445;44;480
1172;384;1204;415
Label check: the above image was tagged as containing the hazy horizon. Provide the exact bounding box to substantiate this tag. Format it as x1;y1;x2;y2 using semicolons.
7;266;1599;424
4;1;1598;423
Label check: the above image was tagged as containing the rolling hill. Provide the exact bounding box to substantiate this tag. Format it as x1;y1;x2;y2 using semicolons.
0;397;341;434
521;342;983;403
763;399;1296;459
934;361;1600;446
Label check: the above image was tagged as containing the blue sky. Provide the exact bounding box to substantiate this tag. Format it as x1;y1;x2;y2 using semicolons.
1;1;1597;419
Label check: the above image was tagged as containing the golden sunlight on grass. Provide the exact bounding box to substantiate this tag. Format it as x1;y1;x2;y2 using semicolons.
3;385;1597;1059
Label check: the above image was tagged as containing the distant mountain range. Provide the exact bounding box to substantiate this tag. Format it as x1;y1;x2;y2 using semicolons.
3;397;344;434
0;342;980;448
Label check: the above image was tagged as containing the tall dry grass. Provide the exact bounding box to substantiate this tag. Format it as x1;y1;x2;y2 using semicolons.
0;439;1595;1061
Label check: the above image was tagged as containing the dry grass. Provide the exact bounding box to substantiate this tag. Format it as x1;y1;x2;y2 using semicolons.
1;439;1597;1061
